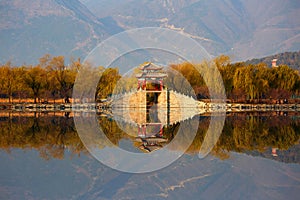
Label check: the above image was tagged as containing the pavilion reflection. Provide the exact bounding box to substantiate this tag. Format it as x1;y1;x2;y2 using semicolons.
113;108;177;153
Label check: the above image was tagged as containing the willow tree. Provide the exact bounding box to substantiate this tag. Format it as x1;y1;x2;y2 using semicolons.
170;62;207;98
271;65;299;91
253;63;270;100
74;63;104;103
233;64;269;101
96;68;121;99
218;62;245;98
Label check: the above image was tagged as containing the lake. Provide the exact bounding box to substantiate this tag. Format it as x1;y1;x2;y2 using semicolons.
0;111;299;199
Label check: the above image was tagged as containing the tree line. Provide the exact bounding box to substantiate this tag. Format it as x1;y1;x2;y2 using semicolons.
0;55;78;103
0;54;299;103
171;55;300;103
0;54;120;103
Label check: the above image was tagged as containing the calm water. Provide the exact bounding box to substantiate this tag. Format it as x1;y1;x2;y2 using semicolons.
0;111;299;199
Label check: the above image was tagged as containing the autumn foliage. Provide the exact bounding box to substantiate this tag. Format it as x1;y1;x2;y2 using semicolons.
0;54;299;103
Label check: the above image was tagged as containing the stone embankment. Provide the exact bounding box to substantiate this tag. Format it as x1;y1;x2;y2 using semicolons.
226;103;300;112
0;103;106;112
1;99;299;113
199;102;300;112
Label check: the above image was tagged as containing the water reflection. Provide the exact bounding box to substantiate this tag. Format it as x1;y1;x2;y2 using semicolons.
0;111;300;199
1;111;299;162
0;112;85;160
101;111;300;161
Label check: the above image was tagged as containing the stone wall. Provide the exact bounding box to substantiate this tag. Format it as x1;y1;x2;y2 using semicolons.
111;89;202;125
129;90;146;108
112;90;146;108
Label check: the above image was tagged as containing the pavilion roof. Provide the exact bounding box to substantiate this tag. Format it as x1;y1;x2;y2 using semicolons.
135;72;167;79
139;62;164;71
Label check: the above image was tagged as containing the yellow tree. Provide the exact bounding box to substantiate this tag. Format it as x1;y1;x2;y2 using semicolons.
271;65;299;91
49;56;77;103
39;54;60;101
0;64;10;101
13;66;28;102
73;63;103;103
0;63;25;103
23;65;46;103
255;63;270;100
233;65;261;101
96;68;121;99
170;62;206;97
268;65;299;100
218;61;243;98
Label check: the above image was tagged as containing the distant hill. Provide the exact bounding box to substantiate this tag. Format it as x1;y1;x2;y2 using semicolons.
245;51;300;70
1;0;299;64
0;0;121;65
81;0;300;61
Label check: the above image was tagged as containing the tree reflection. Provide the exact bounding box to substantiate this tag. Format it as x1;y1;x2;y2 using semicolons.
0;112;85;160
213;112;300;160
0;112;299;162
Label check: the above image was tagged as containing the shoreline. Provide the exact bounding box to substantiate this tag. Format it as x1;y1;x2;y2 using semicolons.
0;102;299;112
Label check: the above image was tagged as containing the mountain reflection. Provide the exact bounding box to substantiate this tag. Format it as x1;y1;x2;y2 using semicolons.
0;111;299;163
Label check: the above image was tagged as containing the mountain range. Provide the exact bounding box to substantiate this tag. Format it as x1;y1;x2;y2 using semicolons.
0;0;120;64
0;0;299;64
81;0;300;61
